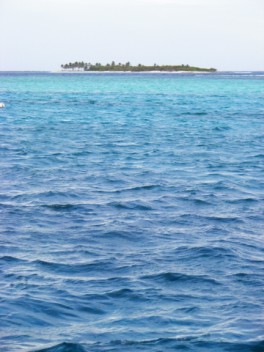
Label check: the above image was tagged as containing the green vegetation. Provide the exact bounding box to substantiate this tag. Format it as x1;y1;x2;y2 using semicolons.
61;61;217;72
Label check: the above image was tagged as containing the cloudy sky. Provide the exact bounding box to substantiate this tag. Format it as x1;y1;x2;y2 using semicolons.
0;0;263;71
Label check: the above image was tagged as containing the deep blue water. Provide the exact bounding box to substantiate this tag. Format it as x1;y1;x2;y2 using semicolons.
0;71;264;352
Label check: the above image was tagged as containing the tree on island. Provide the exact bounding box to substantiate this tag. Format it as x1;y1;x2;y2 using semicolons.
60;61;217;72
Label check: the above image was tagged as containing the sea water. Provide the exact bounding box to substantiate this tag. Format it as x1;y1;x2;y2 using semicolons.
0;72;264;352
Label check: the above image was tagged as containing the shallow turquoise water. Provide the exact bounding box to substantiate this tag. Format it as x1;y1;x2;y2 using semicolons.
0;72;264;352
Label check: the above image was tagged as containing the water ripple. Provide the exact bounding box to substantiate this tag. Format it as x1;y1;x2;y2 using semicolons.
0;72;264;352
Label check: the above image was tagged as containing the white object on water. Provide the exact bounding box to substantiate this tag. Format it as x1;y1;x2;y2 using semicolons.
0;103;5;108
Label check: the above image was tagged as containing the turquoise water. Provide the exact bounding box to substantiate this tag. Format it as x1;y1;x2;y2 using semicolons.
0;72;264;352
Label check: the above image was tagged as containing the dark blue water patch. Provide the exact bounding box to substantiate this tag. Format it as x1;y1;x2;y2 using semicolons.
141;271;221;285
41;204;83;211
107;200;154;211
32;339;264;352
33;342;86;352
33;343;86;352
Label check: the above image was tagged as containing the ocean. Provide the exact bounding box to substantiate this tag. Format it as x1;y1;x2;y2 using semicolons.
0;71;263;352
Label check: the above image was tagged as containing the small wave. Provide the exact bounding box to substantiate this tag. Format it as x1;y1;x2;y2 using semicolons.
107;288;134;298
40;203;95;213
36;339;264;352
42;204;76;211
118;338;264;351
176;245;235;260
0;255;28;264
227;197;258;204
32;191;79;199
141;271;220;285
213;126;231;131
33;342;87;352
192;198;212;206
108;201;153;211
77;305;105;315
229;272;263;285
97;229;142;242
182;111;208;116
179;213;243;224
207;215;244;224
129;184;159;191
252;153;264;159
95;184;159;195
106;288;149;302
33;259;114;276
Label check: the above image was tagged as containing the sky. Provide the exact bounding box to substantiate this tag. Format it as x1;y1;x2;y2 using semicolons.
0;0;263;71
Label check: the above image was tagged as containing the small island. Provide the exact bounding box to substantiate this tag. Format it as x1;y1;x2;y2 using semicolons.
60;61;217;72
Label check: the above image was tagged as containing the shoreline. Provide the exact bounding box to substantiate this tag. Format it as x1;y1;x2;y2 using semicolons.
54;70;213;74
